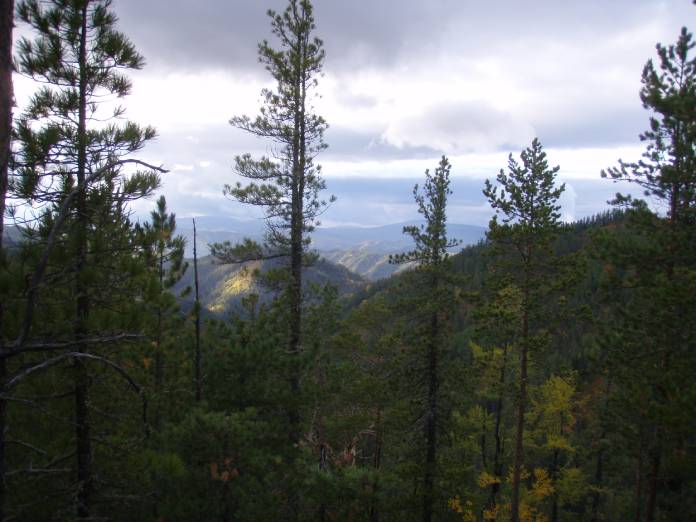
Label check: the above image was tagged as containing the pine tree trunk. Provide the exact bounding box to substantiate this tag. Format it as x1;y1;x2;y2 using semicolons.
74;4;93;517
286;21;307;522
0;0;12;240
154;252;164;429
0;1;14;518
487;345;508;517
510;289;529;522
193;218;202;402
422;311;439;522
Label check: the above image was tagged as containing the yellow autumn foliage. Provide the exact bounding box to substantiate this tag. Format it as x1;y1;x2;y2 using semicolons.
483;504;500;521
528;468;554;503
478;471;501;488
447;496;476;522
520;502;549;522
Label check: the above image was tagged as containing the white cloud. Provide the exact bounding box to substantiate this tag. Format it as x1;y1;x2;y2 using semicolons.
172;164;194;172
381;100;535;154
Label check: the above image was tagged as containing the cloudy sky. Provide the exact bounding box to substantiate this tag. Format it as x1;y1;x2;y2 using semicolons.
14;0;696;227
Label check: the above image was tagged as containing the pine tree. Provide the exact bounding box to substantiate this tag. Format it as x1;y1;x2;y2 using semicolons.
594;27;696;521
211;1;331;517
483;138;565;522
139;195;187;429
10;0;163;517
391;155;460;522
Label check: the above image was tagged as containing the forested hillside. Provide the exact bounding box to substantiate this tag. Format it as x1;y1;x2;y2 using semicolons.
0;1;695;521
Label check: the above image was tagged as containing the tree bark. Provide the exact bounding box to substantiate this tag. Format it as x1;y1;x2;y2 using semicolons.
0;1;14;518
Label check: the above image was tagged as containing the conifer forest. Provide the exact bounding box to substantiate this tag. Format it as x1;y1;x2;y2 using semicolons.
1;0;696;520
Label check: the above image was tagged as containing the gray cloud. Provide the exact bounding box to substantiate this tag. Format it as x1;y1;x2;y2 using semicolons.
382;100;535;153
103;0;696;155
109;0;694;74
536;104;649;148
324;127;439;161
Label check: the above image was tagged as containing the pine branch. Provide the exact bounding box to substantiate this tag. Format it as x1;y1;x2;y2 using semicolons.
14;158;167;350
3;352;149;437
3;333;144;358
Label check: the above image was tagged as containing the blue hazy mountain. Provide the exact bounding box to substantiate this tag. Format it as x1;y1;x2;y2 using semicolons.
176;217;486;280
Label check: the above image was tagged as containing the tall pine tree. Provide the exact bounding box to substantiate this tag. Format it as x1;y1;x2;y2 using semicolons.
594;26;696;521
483;138;565;522
10;0;163;517
211;1;331;517
391;156;460;522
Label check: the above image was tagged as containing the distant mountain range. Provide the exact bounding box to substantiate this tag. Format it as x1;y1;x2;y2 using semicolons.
176;216;486;280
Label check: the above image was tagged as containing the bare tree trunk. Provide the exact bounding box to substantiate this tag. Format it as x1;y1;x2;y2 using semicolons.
74;4;93;518
193;218;201;402
0;2;14;519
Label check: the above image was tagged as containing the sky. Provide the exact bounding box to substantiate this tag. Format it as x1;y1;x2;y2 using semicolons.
13;0;696;227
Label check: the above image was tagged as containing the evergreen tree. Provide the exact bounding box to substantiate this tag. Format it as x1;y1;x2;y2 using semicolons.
9;0;163;517
391;155;460;522
211;1;331;517
483;138;565;522
138;195;187;429
594;26;696;521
